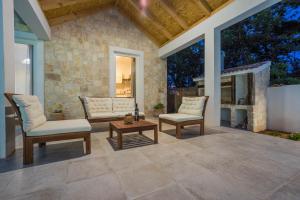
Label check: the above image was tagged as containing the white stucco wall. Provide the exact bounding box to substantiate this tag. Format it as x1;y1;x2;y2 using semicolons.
267;85;300;132
0;0;15;158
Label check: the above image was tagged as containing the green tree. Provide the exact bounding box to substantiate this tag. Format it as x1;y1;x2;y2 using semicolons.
222;0;300;85
167;41;204;88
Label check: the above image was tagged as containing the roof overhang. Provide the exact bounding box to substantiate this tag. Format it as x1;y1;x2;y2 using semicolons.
159;0;281;58
193;61;271;82
14;0;51;40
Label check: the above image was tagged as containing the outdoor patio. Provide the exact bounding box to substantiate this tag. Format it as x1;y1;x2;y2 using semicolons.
1;1;300;200
1;120;299;200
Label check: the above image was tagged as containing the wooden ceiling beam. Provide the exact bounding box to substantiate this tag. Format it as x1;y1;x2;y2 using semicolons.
39;0;87;11
115;0;120;6
159;0;188;30
48;4;113;26
116;6;162;46
191;0;212;16
126;0;173;40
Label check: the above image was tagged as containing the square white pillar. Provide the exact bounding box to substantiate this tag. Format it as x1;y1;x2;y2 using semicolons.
204;28;221;127
0;0;15;158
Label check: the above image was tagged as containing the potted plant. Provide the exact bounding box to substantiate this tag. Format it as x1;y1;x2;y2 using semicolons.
49;103;64;120
153;103;165;117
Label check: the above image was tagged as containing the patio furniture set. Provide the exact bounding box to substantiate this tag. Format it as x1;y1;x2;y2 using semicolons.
4;93;208;164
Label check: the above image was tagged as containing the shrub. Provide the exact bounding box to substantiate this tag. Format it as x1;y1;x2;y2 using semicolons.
289;133;300;141
154;103;164;110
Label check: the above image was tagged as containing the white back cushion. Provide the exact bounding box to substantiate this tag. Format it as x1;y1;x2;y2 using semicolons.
112;98;134;112
178;96;206;116
13;95;46;132
84;97;112;118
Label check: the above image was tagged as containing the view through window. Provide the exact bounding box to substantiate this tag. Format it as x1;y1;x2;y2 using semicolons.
115;56;135;97
14;43;33;95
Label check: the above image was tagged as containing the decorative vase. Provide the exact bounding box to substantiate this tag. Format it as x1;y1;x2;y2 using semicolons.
153;109;164;117
124;114;134;124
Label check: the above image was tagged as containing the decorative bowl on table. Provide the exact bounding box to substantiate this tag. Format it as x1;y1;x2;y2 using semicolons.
124;114;134;124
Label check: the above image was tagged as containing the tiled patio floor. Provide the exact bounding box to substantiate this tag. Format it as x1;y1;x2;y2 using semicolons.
0;119;299;200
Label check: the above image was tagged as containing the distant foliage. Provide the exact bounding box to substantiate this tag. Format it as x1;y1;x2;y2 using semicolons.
270;63;300;85
167;41;204;88
222;0;300;85
167;0;300;88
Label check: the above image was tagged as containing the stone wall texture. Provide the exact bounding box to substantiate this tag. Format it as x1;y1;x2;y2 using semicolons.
252;67;270;132
44;8;167;119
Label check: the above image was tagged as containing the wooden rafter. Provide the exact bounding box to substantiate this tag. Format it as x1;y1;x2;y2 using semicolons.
39;0;88;11
191;0;212;16
39;0;232;46
158;0;188;30
126;0;173;40
48;3;113;26
116;5;162;46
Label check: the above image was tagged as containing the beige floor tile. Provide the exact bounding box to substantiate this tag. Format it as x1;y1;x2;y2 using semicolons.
63;172;126;200
178;167;260;200
1;122;300;200
7;186;64;200
0;162;67;199
135;183;194;200
107;150;152;172
159;156;206;181
139;143;182;165
116;164;174;199
265;173;300;200
66;156;111;183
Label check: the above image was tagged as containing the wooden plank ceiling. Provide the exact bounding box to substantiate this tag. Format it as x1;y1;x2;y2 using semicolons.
38;0;232;46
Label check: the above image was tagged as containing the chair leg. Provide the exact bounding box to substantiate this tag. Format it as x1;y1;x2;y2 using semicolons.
109;123;113;138
176;124;182;139
23;139;26;164
159;119;162;132
24;138;33;165
200;121;204;135
85;133;91;154
39;142;46;148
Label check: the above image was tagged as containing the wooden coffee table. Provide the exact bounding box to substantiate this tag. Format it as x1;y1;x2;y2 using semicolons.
109;120;158;149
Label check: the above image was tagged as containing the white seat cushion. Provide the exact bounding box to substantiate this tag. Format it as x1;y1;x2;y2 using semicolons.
84;97;112;118
89;112;144;119
89;113;120;119
159;113;203;122
112;98;135;113
114;112;145;117
13;95;46;132
178;96;206;117
27;119;91;136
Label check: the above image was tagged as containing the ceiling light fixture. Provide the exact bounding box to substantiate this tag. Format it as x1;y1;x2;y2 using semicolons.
139;0;149;15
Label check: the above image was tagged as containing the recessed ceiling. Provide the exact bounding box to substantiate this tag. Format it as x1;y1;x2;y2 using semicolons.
38;0;232;46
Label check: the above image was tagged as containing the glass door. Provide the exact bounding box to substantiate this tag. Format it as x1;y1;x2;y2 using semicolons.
14;43;33;95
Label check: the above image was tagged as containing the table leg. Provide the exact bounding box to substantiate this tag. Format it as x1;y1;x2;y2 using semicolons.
154;126;158;144
176;124;182;139
109;123;113;138
118;132;123;149
139;130;142;135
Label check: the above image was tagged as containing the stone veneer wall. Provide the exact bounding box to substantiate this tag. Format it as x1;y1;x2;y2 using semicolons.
44;8;167;119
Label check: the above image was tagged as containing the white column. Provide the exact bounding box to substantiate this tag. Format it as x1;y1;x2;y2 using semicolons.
33;41;45;108
0;0;15;158
204;28;221;127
